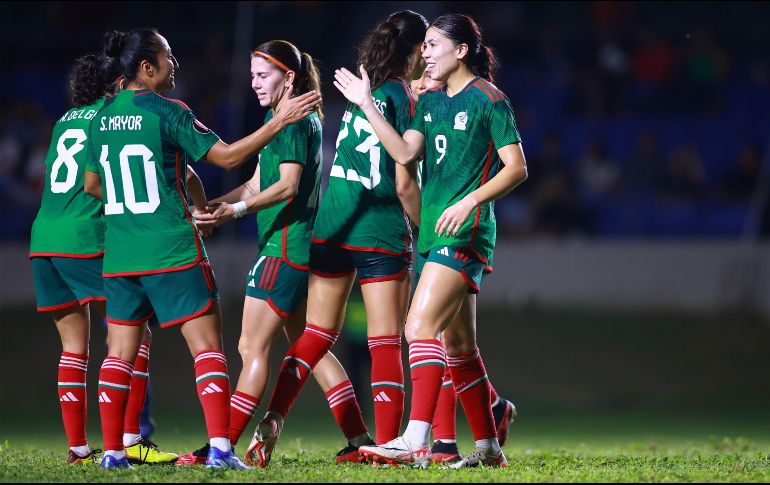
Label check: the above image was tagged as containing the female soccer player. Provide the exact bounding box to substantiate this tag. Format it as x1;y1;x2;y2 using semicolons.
29;52;175;466
244;11;429;468
184;39;374;466
335;13;528;468
408;71;518;465
81;28;319;469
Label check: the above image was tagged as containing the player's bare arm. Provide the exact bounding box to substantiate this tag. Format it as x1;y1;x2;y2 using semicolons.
435;143;527;237
203;88;320;170
334;66;424;166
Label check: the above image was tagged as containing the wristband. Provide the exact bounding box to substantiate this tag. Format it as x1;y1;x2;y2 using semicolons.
232;201;248;219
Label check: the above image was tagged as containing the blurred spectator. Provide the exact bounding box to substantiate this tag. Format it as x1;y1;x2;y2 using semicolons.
622;132;661;192
718;143;761;203
533;171;590;237
579;140;620;200
655;143;707;203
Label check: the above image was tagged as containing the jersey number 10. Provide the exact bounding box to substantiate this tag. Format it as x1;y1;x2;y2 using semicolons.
99;144;161;215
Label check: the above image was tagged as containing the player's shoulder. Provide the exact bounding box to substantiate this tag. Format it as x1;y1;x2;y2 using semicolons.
467;78;507;105
381;78;414;102
133;89;192;115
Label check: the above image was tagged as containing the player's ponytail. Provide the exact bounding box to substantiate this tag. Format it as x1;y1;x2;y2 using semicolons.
430;14;499;83
357;10;428;90
299;52;323;120
253;40;323;120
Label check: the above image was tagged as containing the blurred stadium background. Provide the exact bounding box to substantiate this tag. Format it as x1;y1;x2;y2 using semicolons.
1;1;769;447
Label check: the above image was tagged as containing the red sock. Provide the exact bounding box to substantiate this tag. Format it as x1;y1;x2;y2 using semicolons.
368;335;405;444
407;339;446;423
98;357;134;451
194;350;231;439
229;391;260;445
325;380;368;441
268;323;339;418
124;340;150;435
432;366;457;441
489;384;499;406
448;348;496;440
58;352;89;447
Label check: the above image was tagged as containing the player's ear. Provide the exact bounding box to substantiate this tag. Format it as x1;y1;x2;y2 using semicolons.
455;42;469;62
139;59;153;79
284;70;296;89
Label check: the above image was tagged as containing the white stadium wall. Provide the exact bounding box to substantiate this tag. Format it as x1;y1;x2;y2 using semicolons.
4;241;770;317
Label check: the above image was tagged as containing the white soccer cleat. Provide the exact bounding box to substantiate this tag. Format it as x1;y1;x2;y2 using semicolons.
359;436;431;468
449;447;508;469
244;415;281;468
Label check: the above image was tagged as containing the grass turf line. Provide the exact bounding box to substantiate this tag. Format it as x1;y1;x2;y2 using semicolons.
1;416;769;482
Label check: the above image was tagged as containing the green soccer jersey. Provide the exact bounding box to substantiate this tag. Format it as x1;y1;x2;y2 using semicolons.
256;110;322;268
84;89;220;276
312;79;414;255
29;99;106;258
408;78;521;263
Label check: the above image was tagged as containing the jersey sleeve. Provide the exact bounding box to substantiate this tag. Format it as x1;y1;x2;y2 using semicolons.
168;107;220;162
84;127;99;173
407;94;428;135
275;120;308;166
486;96;521;149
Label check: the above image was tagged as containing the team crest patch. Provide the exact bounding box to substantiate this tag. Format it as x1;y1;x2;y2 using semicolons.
454;111;468;130
193;118;211;134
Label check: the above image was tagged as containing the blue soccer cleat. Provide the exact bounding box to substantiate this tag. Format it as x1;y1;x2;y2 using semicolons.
205;446;252;470
101;454;133;469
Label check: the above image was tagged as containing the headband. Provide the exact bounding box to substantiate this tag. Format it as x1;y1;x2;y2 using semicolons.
253;50;294;74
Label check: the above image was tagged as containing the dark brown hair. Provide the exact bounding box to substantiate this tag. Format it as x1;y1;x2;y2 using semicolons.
431;14;499;82
357;10;429;90
103;28;166;84
252;40;323;120
69;53;121;107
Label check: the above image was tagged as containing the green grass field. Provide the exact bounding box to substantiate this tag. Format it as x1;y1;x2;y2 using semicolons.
1;413;769;482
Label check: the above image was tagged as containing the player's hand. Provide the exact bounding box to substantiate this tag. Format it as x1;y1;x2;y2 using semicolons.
435;196;477;237
205;201;237;226
275;86;321;126
334;65;372;109
192;206;217;237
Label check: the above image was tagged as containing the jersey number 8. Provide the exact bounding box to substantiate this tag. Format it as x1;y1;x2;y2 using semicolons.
99;144;161;215
50;129;87;194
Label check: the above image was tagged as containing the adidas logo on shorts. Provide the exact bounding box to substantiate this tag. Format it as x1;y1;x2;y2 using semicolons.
59;392;79;402
201;383;224;396
373;391;392;403
438;247;450;257
98;392;112;403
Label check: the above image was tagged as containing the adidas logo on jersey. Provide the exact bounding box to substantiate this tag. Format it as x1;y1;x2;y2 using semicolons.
98;392;112;403
59;392;79;402
454;111;468;130
373;391;392;403
201;383;224;396
438;247;451;257
424;113;432;122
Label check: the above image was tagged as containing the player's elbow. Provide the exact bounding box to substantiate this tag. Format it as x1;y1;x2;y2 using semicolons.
282;182;299;199
395;179;415;200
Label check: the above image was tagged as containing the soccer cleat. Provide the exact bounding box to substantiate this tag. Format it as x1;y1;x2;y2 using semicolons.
359;436;431;468
335;437;374;464
125;437;178;464
430;440;462;464
449;447;507;469
205;446;252;469
67;448;101;465
244;416;281;468
175;443;209;466
101;454;134;469
493;399;517;447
